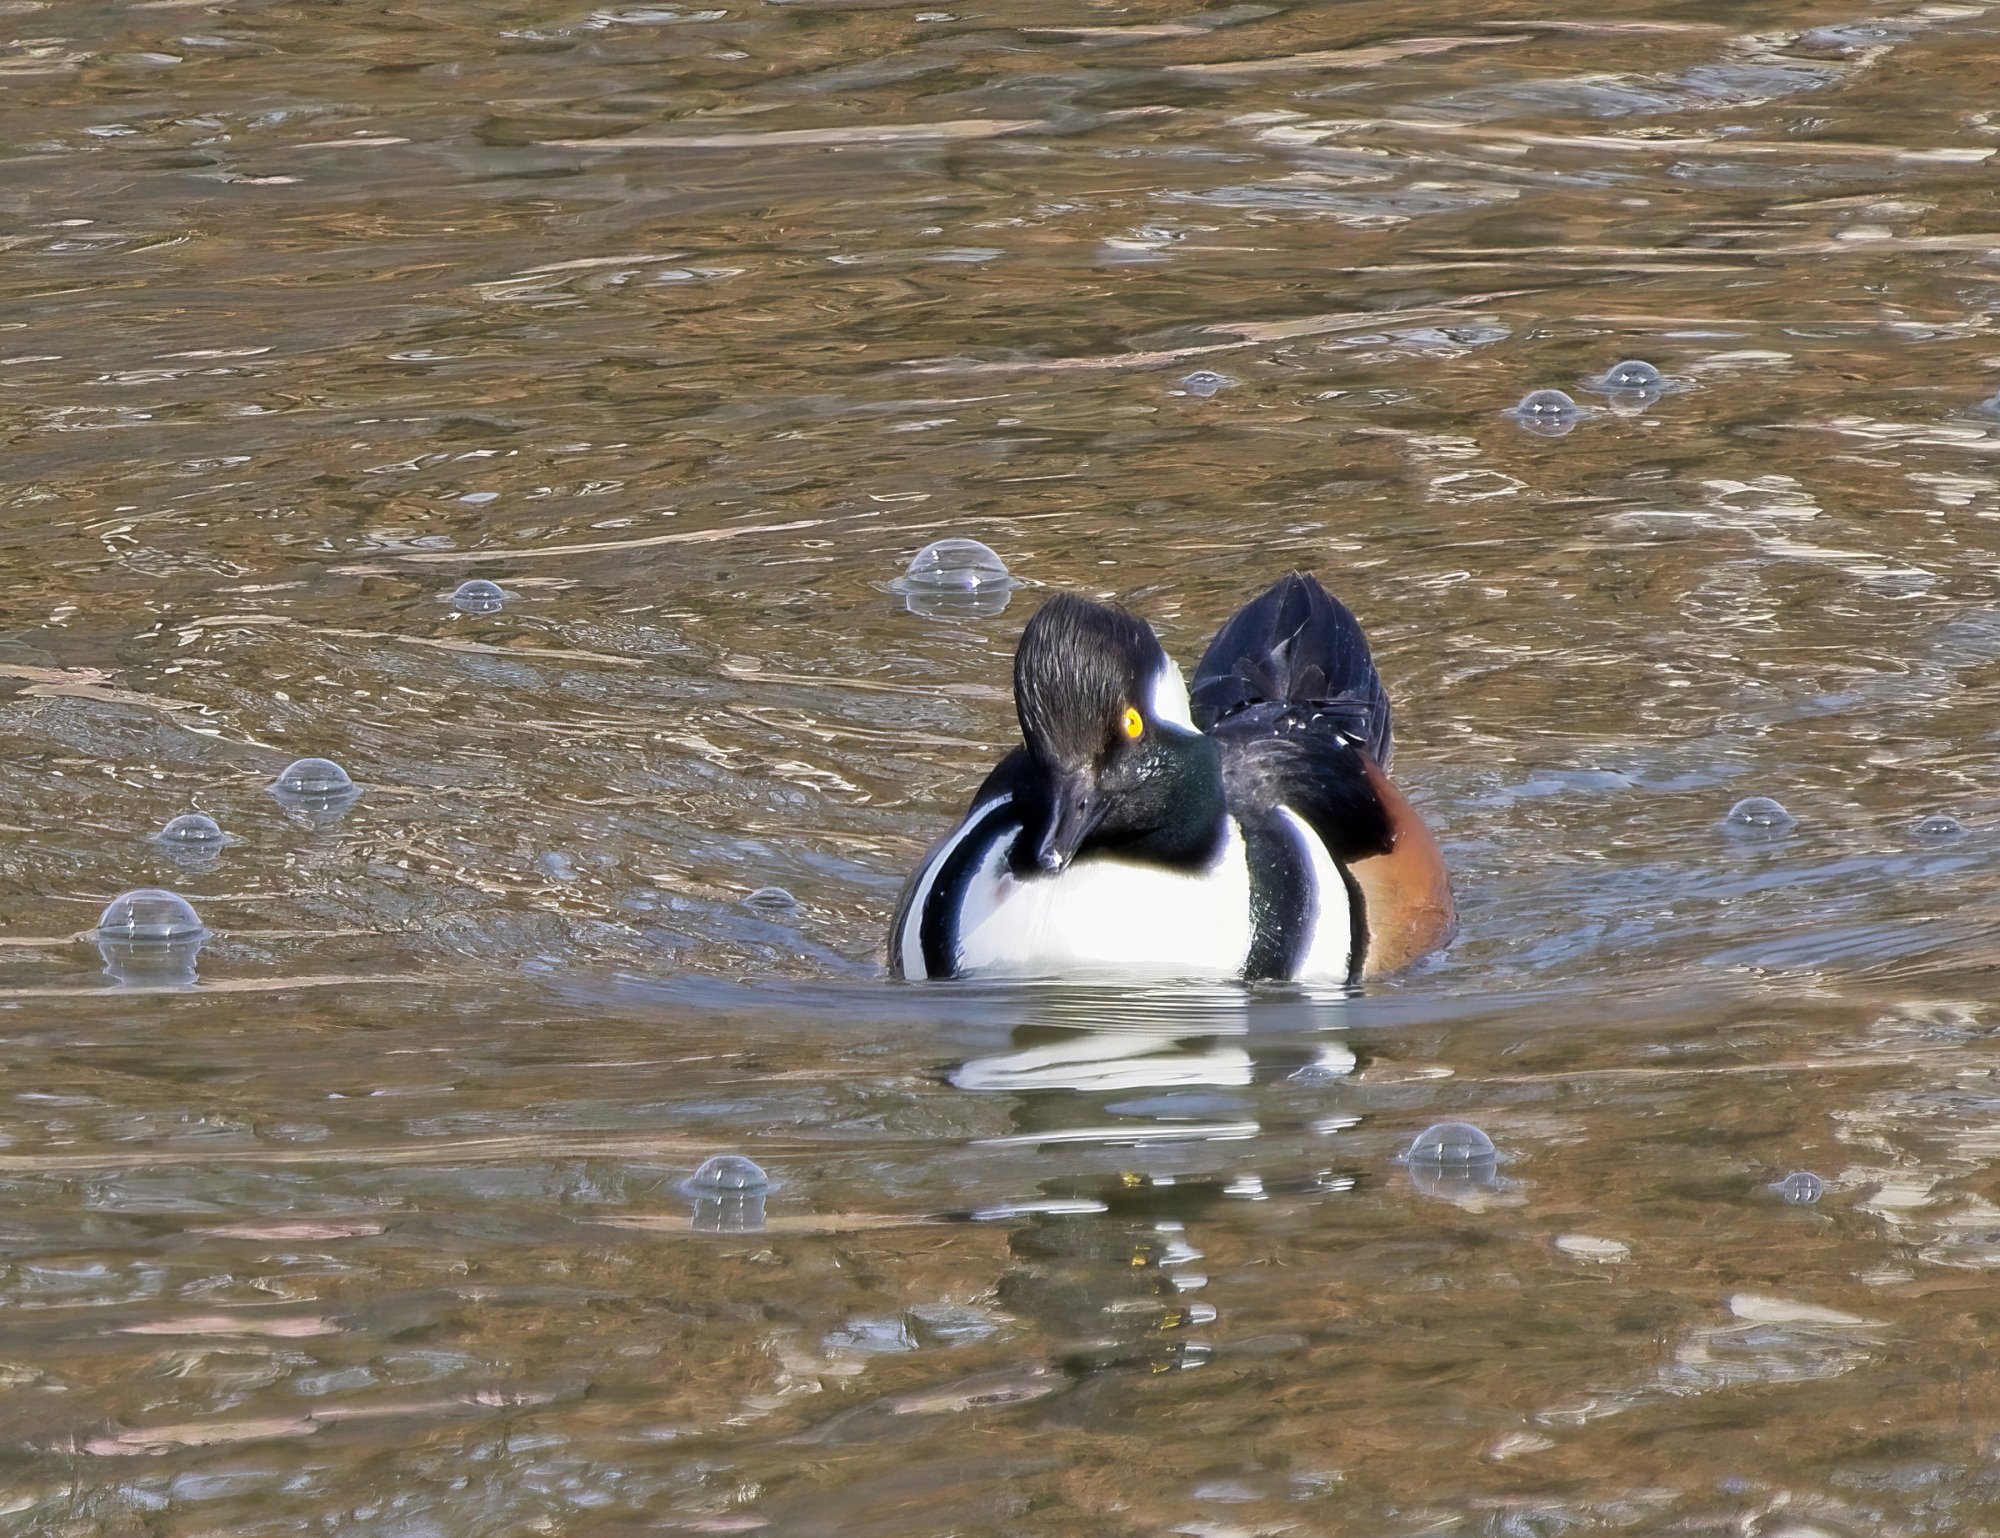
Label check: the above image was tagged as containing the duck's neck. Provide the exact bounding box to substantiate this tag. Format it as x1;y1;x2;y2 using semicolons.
1011;728;1230;877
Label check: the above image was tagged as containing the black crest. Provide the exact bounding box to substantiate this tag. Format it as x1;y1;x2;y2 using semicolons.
1014;594;1164;767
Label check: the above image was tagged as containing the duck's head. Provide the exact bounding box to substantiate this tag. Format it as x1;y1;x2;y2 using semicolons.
1012;594;1218;874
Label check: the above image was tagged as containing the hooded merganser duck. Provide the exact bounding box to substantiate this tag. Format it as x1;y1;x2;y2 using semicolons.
889;572;1454;983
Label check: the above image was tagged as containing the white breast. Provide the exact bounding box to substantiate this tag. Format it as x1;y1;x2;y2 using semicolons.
953;822;1255;980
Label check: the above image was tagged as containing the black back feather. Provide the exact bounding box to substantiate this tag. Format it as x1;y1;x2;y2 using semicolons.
1189;572;1393;768
1211;714;1395;865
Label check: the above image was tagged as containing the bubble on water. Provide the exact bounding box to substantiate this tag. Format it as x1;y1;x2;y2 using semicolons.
1507;388;1583;437
1912;813;1966;840
97;888;206;941
1406;1121;1496;1165
157;813;224;844
95;888;207;985
891;537;1020;619
270;758;360;824
152;813;228;870
899;538;1012;592
1178;370;1230;398
744;886;797;911
1771;1170;1824;1205
1722;796;1796;837
450;578;507;614
682;1157;772;1229
1404;1120;1500;1202
273;757;354;795
1599;359;1664;391
682;1154;771;1195
1973;393;2000;421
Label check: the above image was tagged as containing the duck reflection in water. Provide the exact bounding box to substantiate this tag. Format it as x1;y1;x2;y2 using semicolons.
951;983;1363;1385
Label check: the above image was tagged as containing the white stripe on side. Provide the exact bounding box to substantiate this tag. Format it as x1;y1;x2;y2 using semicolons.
895;794;1015;979
1147;658;1195;730
1274;806;1354;983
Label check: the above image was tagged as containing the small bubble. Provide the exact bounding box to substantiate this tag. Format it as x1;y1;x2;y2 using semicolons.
744;886;797;911
892;537;1020;620
1771;1170;1824;1205
1601;359;1663;391
1404;1121;1499;1202
459;491;499;505
1722;796;1796;836
1913;813;1966;839
682;1154;771;1195
96;888;206;941
1179;370;1230;398
272;757;355;796
158;813;224;844
451;578;507;614
1507;388;1583;437
1406;1121;1496;1164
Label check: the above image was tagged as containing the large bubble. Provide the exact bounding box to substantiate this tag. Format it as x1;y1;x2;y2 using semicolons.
273;757;353;795
683;1154;771;1194
98;888;205;940
1771;1170;1824;1205
891;538;1021;620
1722;796;1796;838
681;1154;772;1233
269;757;361;823
1403;1120;1500;1201
158;813;224;844
94;888;208;985
450;579;507;615
1592;359;1665;393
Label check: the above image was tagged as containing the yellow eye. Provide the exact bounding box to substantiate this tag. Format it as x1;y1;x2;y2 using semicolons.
1121;706;1144;740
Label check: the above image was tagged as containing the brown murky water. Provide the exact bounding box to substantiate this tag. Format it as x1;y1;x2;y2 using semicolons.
5;0;2000;1531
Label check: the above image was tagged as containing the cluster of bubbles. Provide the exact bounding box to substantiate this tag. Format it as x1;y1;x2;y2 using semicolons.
1507;359;1674;437
1721;796;1968;843
672;1138;1831;1232
894;359;1676;614
98;756;362;984
1400;1121;1829;1214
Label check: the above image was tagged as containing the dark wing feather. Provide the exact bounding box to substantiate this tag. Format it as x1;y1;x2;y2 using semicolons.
1189;572;1393;768
1211;707;1394;865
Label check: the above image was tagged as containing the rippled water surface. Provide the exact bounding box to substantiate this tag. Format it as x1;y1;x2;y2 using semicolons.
7;0;2000;1531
